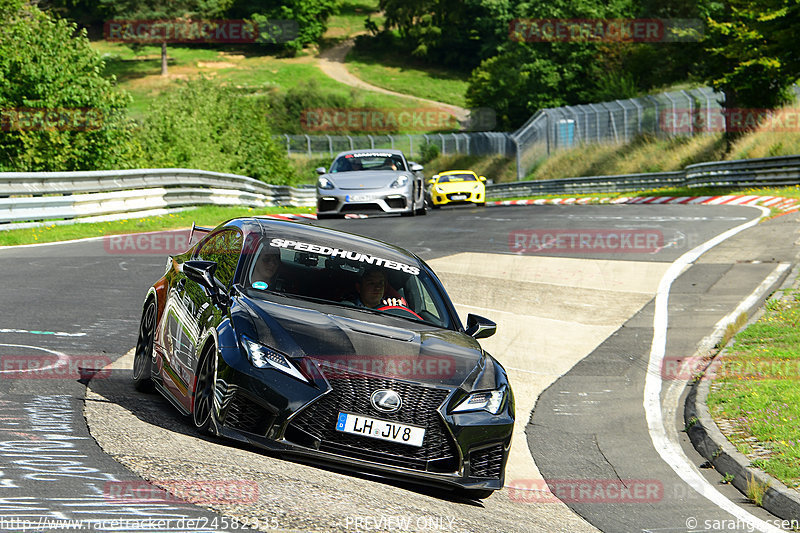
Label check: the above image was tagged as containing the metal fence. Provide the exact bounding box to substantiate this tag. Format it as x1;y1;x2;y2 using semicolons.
0;168;315;228
281;132;515;161
486;154;800;198
283;86;800;182
510;86;800;180
3;154;799;228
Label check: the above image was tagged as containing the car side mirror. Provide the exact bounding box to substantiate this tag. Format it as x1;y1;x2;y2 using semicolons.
479;176;487;182
427;178;435;185
183;260;228;306
409;163;424;172
316;167;327;175
465;314;496;339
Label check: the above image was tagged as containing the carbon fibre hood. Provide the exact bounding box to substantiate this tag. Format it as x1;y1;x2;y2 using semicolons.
242;296;484;387
328;170;409;190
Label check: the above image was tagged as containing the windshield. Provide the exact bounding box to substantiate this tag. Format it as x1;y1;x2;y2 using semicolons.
438;173;477;183
330;153;406;173
242;234;453;329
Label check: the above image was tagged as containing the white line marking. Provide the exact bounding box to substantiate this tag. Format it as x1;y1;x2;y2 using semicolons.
644;205;784;532
0;328;86;337
0;344;69;374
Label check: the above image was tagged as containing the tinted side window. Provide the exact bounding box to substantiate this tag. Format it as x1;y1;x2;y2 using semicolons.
196;230;243;287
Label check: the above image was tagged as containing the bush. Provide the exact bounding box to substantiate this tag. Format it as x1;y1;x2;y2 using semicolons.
419;142;440;164
134;78;295;185
0;1;138;171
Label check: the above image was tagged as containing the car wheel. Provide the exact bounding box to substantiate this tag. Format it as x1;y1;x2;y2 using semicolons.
192;345;217;435
132;300;155;392
431;203;441;209
477;202;486;207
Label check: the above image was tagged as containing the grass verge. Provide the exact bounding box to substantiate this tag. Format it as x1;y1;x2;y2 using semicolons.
706;288;800;490
345;46;469;108
0;205;313;247
92;40;411;120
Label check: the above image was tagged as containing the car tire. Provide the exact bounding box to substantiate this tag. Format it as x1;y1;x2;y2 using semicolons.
132;300;156;392
192;344;217;435
316;213;341;220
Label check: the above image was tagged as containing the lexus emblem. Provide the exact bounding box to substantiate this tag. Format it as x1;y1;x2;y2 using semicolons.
371;389;402;413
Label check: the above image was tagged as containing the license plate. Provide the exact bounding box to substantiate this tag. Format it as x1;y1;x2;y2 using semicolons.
336;412;425;447
451;194;467;200
345;194;371;202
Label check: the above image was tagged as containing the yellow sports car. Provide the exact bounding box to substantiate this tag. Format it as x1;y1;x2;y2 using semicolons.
426;170;487;208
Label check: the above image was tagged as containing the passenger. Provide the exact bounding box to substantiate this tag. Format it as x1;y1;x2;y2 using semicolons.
382;157;397;171
351;267;404;309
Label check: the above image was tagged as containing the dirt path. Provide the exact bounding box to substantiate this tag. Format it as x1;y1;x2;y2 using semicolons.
317;39;470;123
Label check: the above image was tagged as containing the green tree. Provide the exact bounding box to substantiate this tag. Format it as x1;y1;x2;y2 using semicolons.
227;0;337;52
466;0;635;129
135;78;294;184
701;0;800;139
0;0;138;171
100;0;234;76
378;0;514;70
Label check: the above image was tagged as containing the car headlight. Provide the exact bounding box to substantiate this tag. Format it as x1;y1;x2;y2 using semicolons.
241;336;307;382
318;176;335;190
434;186;445;194
452;386;507;415
473;184;481;190
390;175;409;188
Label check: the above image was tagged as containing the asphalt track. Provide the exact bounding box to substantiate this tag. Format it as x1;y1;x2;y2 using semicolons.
1;204;797;532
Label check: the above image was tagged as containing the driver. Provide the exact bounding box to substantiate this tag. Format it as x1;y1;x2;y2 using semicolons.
352;267;404;309
250;246;284;291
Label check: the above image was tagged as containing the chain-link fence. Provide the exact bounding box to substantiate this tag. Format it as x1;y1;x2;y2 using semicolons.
280;86;800;180
511;86;800;179
510;87;727;179
280;132;515;161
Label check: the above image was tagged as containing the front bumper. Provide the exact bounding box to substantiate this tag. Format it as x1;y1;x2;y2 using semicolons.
317;189;412;215
430;189;484;206
214;359;513;491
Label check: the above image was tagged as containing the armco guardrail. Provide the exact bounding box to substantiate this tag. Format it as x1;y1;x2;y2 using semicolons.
0;168;315;226
487;155;800;199
684;155;800;188
4;155;800;227
487;171;685;198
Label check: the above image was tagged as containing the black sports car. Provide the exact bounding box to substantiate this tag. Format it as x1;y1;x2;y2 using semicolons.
133;217;514;498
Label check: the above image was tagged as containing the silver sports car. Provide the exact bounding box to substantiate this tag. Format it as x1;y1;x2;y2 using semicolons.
316;149;427;217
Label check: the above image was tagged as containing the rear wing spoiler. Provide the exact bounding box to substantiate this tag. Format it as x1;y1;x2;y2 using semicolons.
189;222;213;246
